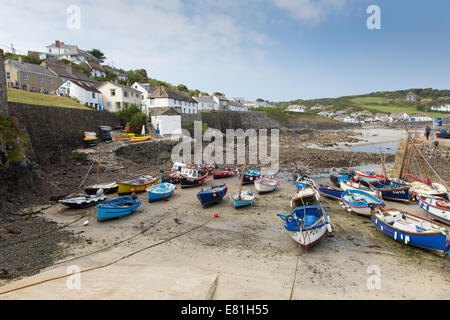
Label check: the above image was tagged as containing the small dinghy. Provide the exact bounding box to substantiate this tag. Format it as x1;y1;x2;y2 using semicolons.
371;207;450;254
277;205;332;250
213;167;238;179
369;180;410;203
239;169;262;185
59;189;107;209
118;175;159;195
231;190;255;208
295;176;318;190
96;194;142;222
350;168;385;185
180;167;209;188
340;180;376;196
147;183;177;202
329;168;351;187
291;186;320;208
416;195;450;225
161;170;181;184
197;184;229;207
341;189;385;216
85;182;118;195
254;177;280;194
319;185;344;201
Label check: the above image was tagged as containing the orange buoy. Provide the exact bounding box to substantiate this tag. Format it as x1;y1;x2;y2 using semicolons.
58;207;63;213
214;213;219;218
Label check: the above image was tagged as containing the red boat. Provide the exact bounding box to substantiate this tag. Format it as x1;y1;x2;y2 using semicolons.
213;167;239;179
349;168;385;185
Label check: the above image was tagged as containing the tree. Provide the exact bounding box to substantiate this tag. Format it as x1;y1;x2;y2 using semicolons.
88;49;106;63
177;84;188;92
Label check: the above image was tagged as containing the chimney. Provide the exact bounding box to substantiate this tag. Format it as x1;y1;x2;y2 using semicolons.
115;78;119;85
41;60;48;69
18;56;23;64
65;62;72;75
126;80;130;87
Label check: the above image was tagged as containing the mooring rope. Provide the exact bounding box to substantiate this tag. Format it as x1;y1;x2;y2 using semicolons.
0;216;214;296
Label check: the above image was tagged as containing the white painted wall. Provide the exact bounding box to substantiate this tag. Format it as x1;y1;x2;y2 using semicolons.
57;80;100;108
150;97;198;114
151;115;182;136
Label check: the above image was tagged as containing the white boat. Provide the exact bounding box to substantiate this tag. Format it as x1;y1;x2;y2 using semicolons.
291;186;320;208
416;195;450;225
254;177;280;194
410;182;448;198
340;180;377;196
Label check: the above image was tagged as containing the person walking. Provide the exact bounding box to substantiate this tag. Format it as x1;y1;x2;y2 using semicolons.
425;125;431;140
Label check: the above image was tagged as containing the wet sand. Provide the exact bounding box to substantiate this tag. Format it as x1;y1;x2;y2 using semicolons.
1;173;449;299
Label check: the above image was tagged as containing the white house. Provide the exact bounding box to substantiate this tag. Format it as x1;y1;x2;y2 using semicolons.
406;92;418;101
150;107;182;137
389;112;410;122
227;101;248;112
96;81;143;112
318;111;334;118
311;104;324;110
285;105;306;113
132;82;155;115
409;114;432;122
194;95;219;111
335;115;357;123
57;79;101;108
431;104;450;112
212;94;229;110
374;113;389;122
149;86;198;114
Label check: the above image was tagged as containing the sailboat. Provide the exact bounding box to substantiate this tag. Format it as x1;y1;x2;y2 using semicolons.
84;142;119;195
231;160;255;208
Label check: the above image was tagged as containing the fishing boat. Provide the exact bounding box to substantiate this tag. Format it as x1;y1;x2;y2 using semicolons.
409;182;448;200
130;136;151;143
231;190;255;208
277;205;332;250
318;185;344;201
59;190;107;209
340;189;385;216
329;168;351;187
371;207;450;255
213;167;238;179
291;186;320;208
295;176;318;190
96;195;142;222
197;184;229;207
254;177;280;194
239;169;262;185
180;167;209;188
416;195;450;225
350;168;385;185
369;180;410;203
340;180;376;196
161;170;181;184
146;183;177;202
118;175;159;195
85;182;118;195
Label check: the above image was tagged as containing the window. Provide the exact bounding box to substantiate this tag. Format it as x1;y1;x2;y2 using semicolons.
111;89;116;96
124;103;129;109
23;73;29;81
39;75;44;83
150;98;155;105
90;103;93;107
48;77;54;84
116;102;121;110
92;92;96;99
123;90;128;98
6;72;10;80
106;102;111;109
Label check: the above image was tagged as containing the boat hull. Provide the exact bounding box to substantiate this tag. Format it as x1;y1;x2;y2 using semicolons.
85;183;118;195
254;178;279;194
197;185;228;207
341;189;385;217
147;183;177;202
370;182;410;203
231;191;255;208
96;198;142;222
319;185;344;201
59;196;107;209
416;195;450;225
118;176;159;195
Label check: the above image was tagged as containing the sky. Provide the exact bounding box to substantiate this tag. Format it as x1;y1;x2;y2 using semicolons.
1;0;450;101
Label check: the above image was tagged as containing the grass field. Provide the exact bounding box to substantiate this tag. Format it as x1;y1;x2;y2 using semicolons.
7;88;90;109
351;97;388;104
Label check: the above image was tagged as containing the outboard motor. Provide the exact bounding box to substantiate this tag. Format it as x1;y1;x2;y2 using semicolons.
131;192;138;201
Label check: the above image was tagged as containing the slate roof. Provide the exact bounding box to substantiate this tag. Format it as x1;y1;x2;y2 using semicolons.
150;86;197;103
62;79;101;93
47;62;92;83
6;59;55;77
150;107;181;116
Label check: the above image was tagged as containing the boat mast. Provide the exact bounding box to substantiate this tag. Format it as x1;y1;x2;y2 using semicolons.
403;123;431;185
238;159;247;201
95;142;103;184
379;147;388;184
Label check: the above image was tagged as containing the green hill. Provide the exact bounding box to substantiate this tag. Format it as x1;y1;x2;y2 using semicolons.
7;88;90;109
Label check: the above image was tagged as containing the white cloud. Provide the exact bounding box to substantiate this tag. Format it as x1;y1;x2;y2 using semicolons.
273;0;346;25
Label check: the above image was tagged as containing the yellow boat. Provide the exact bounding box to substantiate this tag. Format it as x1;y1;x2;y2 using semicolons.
118;175;159;195
83;137;99;141
119;133;136;139
130;136;152;142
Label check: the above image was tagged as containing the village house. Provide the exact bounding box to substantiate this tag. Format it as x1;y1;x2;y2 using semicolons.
132;82;155;115
431;104;450;112
374;113;389;122
406;92;418;101
389;112;410;122
285;105;306;113
4;57;61;93
45;60;93;86
409;114;432;122
194;95;219;111
311;104;325;110
244;101;257;109
57;80;101;108
96;80;142;112
226;101;249;112
150;107;182;137
317;111;334;118
149;86;198;114
335;115;357;123
212;93;229;110
103;65;129;82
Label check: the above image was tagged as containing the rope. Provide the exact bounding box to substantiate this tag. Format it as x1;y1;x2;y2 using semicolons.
0;211;172;280
289;247;302;300
78;161;96;188
0;217;213;296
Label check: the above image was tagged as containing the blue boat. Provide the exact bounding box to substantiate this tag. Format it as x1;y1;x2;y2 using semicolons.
231;190;255;208
161;170;181;184
296;177;317;190
329;168;351;187
369;180;410;203
197;184;229;207
371;207;450;256
239;169;262;185
319;185;344;201
341;189;385;216
277;205;332;250
96;196;142;222
147;183;177;202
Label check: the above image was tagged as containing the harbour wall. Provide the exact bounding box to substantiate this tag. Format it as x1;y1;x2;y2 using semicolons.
8;102;121;164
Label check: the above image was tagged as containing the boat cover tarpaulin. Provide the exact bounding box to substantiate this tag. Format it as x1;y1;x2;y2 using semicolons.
403;173;432;186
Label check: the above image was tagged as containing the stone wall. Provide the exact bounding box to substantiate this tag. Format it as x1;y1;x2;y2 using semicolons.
0;49;8;115
8;102;121;163
115;138;180;166
287;119;361;130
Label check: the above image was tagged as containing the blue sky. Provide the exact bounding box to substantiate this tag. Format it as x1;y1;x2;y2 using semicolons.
1;0;449;101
